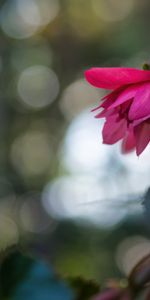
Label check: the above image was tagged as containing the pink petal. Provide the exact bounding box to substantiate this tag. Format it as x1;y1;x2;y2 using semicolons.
122;130;136;153
92;86;126;116
134;122;150;155
133;114;150;126
92;89;120;113
101;86;125;107
95;108;108;118
94;105;118;119
95;108;115;119
85;68;150;90
102;116;127;145
129;83;150;120
108;84;142;109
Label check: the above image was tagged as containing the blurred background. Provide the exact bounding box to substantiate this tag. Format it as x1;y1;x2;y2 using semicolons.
0;0;150;299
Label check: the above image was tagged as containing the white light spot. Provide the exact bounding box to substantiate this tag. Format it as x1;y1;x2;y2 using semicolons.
42;175;127;227
61;110;110;174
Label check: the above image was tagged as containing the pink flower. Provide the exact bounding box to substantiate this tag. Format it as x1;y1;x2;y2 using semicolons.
85;67;150;155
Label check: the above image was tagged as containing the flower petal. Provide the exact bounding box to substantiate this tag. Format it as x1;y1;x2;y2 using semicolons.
108;84;142;109
102;116;127;145
129;83;150;120
134;122;150;155
85;68;150;90
92;86;126;115
95;108;115;119
122;130;136;153
133;114;150;126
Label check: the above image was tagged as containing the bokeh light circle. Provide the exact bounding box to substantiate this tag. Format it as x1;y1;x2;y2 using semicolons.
0;0;60;39
17;66;59;109
92;0;135;22
42;175;129;227
61;110;110;174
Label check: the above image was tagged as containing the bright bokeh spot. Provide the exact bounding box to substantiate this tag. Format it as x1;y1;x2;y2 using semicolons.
0;0;60;39
118;146;150;194
45;110;150;226
18;0;60;27
17;66;59;109
92;0;135;22
42;175;140;227
61;111;110;174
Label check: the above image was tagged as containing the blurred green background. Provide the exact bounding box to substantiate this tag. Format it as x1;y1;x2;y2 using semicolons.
0;0;150;299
